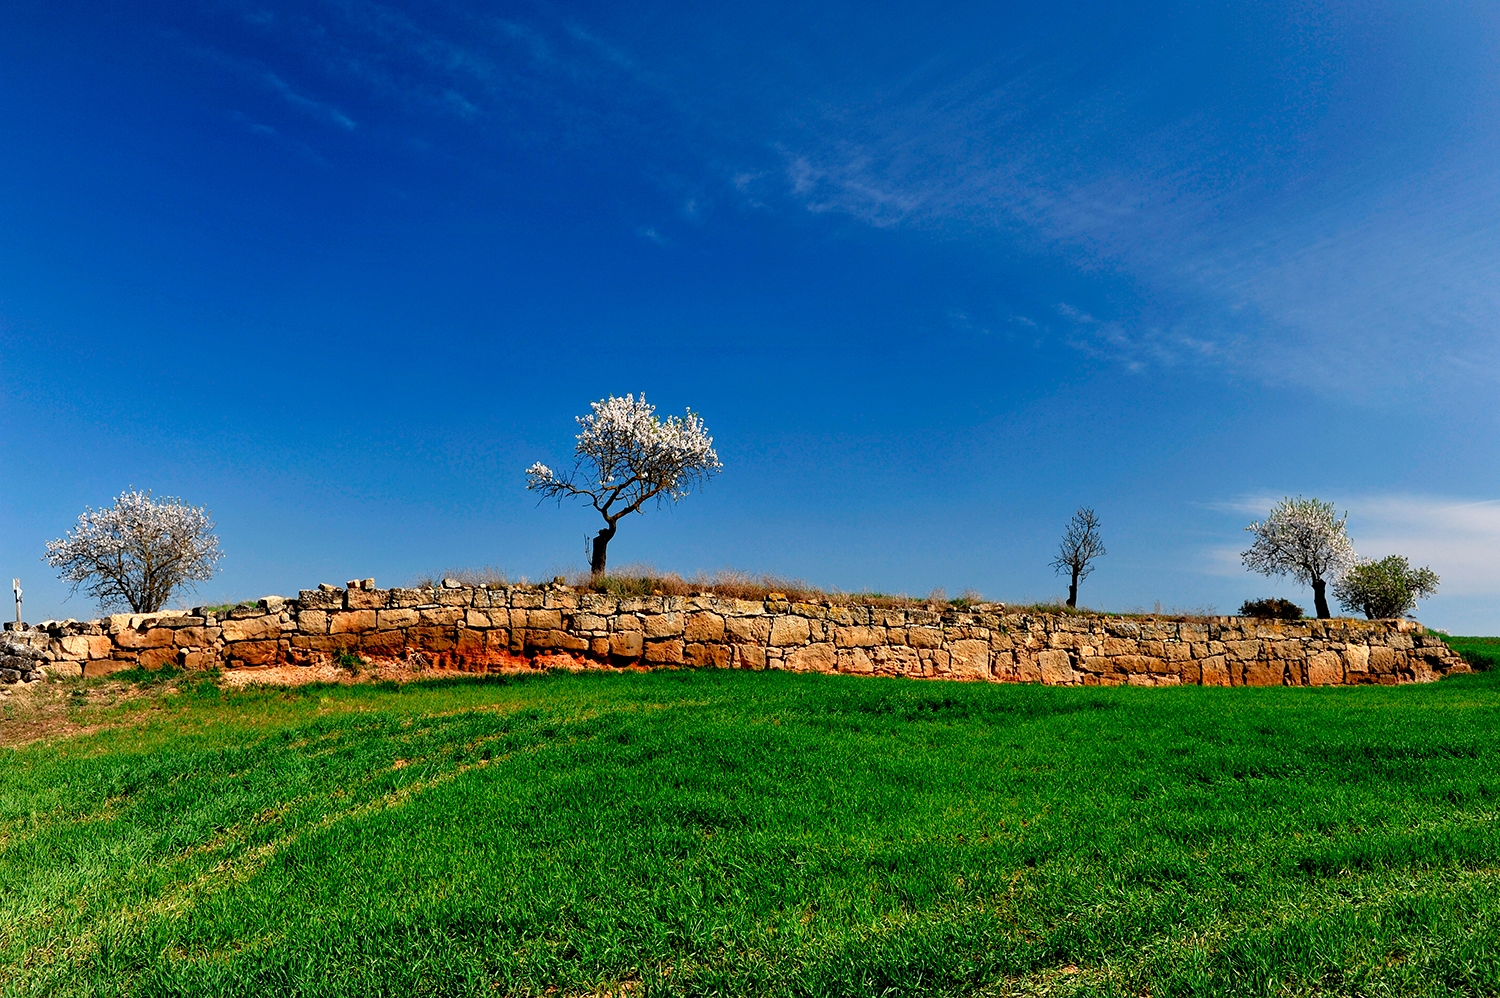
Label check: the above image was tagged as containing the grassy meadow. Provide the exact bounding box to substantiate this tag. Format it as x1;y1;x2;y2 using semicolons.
3;666;1499;997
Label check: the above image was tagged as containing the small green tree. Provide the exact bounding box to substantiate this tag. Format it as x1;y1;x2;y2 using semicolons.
1332;555;1439;619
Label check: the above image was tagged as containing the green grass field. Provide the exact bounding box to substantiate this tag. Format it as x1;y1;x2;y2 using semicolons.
3;667;1499;997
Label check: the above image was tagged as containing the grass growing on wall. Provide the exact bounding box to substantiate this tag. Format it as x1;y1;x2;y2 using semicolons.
3;668;1499;996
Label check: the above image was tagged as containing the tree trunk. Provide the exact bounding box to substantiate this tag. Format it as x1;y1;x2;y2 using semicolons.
1312;577;1330;618
1067;567;1080;608
590;524;617;577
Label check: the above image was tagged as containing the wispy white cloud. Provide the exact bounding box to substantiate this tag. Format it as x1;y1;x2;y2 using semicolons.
263;72;356;130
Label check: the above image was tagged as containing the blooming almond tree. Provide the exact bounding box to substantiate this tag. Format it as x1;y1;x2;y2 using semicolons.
527;394;722;577
1241;496;1354;619
44;489;224;613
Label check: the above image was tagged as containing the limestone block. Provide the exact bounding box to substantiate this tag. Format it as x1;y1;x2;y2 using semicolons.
643;639;684;665
1015;652;1042;684
834;625;883;648
227;640;280;666
871;645;922;676
83;658;137;678
179;650;217;670
572;613;610;632
418;607;464;628
1111;655;1164;675
536;630;588;653
786;643;835;672
1342;645;1370;674
1307;651;1343;686
409;626;455;652
610;631;644;658
297;589;344;611
220;616;281;643
360;630;407;658
171;627;219;648
1368;646;1395;673
298;610;330;634
436;588;471;607
1224;640;1261;661
115;627;176;649
836;648;875;674
511;590;545;610
1101;637;1139;656
376;608;419;630
386;588;431;609
1163;642;1192;662
137;646;178;670
1242;660;1283;687
1039;649;1074;685
590;637;611;657
769;616;812;647
643;613;684;639
613;615;644;632
733;644;768;670
686;642;731;668
907;626;943;648
464;610;495;630
1139;640;1167;658
345;588;387;610
945;639;989;678
329;611;378;635
514;608;559;630
1180;660;1202;684
60;635;112;659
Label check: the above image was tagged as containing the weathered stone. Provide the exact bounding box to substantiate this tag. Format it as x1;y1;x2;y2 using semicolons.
686;642;731;668
684;612;725;643
642;613;684;639
836;647;875;674
418;607;464;628
375;608;419;630
1307;651;1344;686
1242;660;1283;687
769;616;811;646
949;639;990;678
360;630;407;658
345;588;387;610
1038;649;1074;685
786;642;835;672
329;611;378;635
610;631;644;658
113;627;175;650
643;639;684;664
227;640;280;666
220;616;282;643
60;634;112;659
907;626;943;648
733;644;768;670
834;625;883;648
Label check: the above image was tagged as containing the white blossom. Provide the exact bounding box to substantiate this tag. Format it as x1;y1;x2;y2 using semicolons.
1242;496;1354;618
44;489;223;613
527;394;722;574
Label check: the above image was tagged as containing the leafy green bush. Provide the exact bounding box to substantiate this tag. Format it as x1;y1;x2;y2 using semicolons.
1239;598;1304;620
1333;555;1439;619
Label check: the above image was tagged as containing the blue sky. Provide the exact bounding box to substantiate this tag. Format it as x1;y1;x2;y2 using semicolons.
3;0;1499;630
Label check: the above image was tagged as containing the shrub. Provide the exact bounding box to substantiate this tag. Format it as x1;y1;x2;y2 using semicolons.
1333;555;1439;619
1239;598;1304;620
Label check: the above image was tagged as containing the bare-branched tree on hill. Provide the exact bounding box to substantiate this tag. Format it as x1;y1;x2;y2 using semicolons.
1052;507;1106;608
527;394;722;577
44;489;223;613
1241;496;1354;619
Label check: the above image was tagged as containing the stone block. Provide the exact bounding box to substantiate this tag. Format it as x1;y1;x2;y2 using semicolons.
1225;640;1261;661
1242;660;1283;687
769;616;811;646
297;589;344;611
228;640;280;666
329;610;377;635
376;608;419;630
464;609;495;630
83;658;137;678
834;625;883;648
345;588;387;610
686;642;731;668
418;607;464;627
137;646;178;670
572;613;610;632
291;634;358;653
590;637;611;658
60;634;112;659
179;650;218;670
360;630;407;658
221;616;282;643
297;610;329;634
1015;653;1042;684
610;631;644;658
786;642;835;672
1100;637;1138;656
684;612;725;643
837;648;875;674
871;645;922;676
115;627;176;649
643;639;684;664
1039;649;1074;685
1368;646;1395;673
408;626;455;652
171;627;219;648
1307;651;1344;686
733;644;768;670
643;613;683;638
907;626;943;648
949;639;990;679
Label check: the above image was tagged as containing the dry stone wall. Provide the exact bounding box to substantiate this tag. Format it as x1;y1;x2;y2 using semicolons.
2;581;1470;687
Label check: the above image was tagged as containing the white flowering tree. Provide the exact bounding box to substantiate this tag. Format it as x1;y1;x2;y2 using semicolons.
44;489;223;613
527;394;722;576
1241;496;1354;619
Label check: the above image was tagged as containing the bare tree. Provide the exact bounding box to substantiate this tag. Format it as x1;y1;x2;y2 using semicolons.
1052;508;1105;608
526;394;722;577
44;489;223;613
1241;496;1354;619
